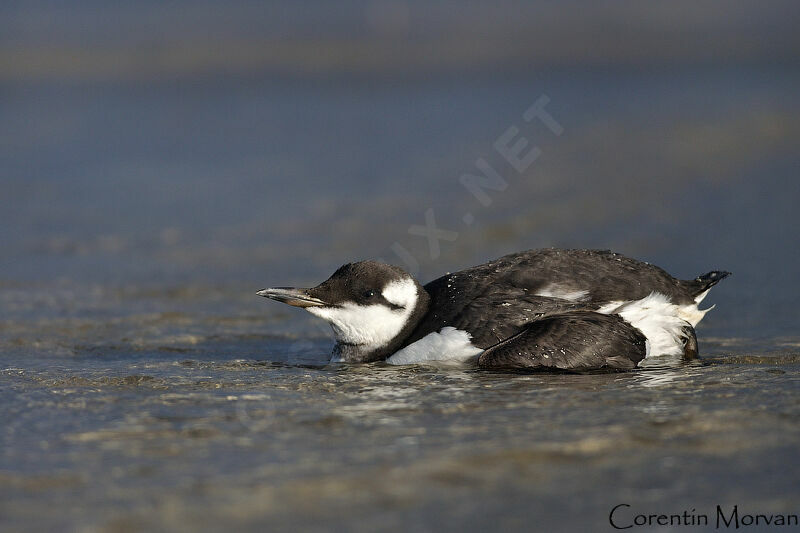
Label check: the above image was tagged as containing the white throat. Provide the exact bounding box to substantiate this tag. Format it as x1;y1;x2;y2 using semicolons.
306;278;418;361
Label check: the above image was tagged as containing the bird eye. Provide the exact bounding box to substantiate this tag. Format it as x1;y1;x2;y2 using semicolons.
363;290;375;299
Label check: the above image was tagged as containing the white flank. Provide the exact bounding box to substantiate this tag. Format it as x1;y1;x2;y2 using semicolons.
534;284;589;302
387;327;483;365
598;293;692;358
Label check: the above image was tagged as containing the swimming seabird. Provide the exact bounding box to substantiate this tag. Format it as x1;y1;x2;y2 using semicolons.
257;249;730;371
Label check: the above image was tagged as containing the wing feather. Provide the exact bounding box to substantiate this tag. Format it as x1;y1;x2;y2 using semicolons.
477;311;647;371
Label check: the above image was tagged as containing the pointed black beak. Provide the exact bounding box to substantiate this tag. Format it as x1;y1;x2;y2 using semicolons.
256;287;327;308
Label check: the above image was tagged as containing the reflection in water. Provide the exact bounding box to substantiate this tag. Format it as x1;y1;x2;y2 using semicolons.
630;366;690;388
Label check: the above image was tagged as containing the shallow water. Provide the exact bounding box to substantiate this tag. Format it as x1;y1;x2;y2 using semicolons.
3;2;800;531
3;346;800;532
2;285;800;531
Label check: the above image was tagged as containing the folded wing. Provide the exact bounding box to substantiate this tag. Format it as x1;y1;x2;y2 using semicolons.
477;311;647;371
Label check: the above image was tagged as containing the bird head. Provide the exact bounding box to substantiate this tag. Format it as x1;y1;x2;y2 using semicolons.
258;261;429;362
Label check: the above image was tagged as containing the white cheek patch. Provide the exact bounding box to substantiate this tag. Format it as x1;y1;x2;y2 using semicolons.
382;279;418;308
387;327;483;365
307;301;413;350
307;278;419;359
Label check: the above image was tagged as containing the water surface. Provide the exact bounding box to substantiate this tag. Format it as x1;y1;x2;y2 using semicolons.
2;2;800;531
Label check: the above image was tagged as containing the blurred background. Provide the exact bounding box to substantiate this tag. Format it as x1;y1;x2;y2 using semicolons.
2;1;800;531
2;0;799;338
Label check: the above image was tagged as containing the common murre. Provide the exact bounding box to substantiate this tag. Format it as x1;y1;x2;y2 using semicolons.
257;249;730;371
